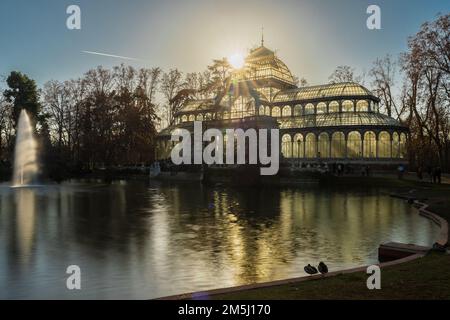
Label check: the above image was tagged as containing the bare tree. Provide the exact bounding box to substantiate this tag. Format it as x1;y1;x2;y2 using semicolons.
137;67;161;105
298;77;309;87
369;55;401;118
329;65;358;83
400;14;450;169
206;58;232;96
0;90;13;160
42;80;70;149
160;69;183;127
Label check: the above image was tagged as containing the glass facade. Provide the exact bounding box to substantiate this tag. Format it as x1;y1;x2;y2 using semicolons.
347;131;362;158
364;131;376;158
165;43;408;163
378;131;391;158
279;130;406;160
318;132;330;158
305;133;316;158
282;134;292;158
331;132;346;158
293;133;304;158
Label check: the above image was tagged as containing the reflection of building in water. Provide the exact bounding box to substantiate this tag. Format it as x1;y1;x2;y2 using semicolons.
157;41;409;168
146;184;437;289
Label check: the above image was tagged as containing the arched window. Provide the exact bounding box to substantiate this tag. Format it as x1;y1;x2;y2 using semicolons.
282;106;292;117
231;96;255;118
392;132;400;158
222;112;229;120
272;106;281;117
196;114;203;121
356;100;369;112
342;100;354;112
305;103;315;115
282;134;292;158
318;132;330;158
317;102;327;114
378;131;391;158
181;115;188;122
293;133;304;158
265;106;271;116
363;131;376;158
305;133;316;158
223;134;230;162
259;105;265;115
331;132;346;158
329;101;339;113
400;133;407;158
294;105;302;116
347;131;362;158
189;114;195;121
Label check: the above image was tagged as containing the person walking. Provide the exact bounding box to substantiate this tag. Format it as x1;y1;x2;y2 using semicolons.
397;164;405;179
432;167;437;184
427;166;433;182
417;166;423;180
337;164;343;176
436;166;442;184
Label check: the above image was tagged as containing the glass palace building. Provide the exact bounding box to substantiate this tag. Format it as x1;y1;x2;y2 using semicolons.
156;44;408;167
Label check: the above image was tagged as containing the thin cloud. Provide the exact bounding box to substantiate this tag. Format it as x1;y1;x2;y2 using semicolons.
82;50;142;61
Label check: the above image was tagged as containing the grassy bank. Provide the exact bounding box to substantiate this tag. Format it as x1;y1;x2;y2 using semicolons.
211;177;450;300
213;253;449;299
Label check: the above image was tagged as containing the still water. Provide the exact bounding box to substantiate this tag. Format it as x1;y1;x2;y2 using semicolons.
0;180;439;299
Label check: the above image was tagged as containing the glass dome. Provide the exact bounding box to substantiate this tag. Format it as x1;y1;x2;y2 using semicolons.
232;46;296;86
177;99;215;113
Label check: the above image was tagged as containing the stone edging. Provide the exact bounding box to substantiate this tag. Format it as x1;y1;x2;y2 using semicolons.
158;253;424;300
157;196;449;300
415;201;448;247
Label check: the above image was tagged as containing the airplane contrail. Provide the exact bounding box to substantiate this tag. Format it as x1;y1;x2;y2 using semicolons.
81;50;142;61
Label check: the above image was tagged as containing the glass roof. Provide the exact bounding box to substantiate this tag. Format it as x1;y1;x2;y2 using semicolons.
279;112;401;129
232;46;296;86
178;99;215;113
273;82;375;103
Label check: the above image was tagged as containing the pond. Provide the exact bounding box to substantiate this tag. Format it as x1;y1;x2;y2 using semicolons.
0;180;439;299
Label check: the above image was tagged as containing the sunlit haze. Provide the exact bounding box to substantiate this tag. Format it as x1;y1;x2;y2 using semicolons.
228;53;245;69
0;0;448;88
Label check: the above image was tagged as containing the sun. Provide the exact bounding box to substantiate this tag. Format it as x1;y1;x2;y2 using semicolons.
228;53;245;69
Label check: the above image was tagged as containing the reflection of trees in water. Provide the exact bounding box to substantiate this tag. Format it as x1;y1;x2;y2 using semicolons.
0;182;438;297
4;181;161;261
71;183;431;272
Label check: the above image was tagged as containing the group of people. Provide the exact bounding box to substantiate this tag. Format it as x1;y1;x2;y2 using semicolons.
332;163;370;176
428;166;442;184
416;166;442;184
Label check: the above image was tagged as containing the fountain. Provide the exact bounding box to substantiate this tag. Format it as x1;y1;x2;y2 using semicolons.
12;110;39;187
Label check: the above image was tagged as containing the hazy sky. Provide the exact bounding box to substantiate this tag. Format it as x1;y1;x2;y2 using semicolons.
0;0;449;87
